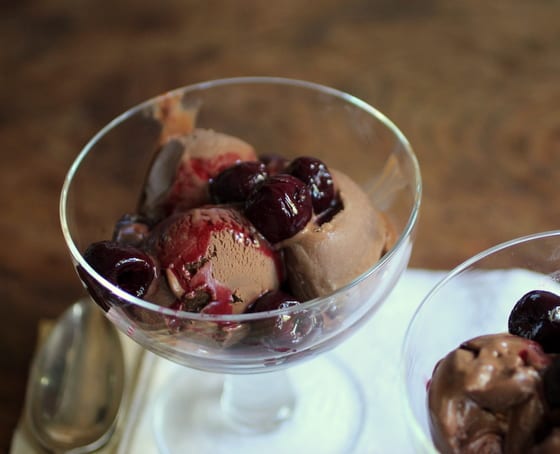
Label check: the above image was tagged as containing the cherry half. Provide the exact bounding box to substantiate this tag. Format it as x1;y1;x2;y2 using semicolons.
285;156;336;214
508;290;560;353
247;290;321;352
83;240;157;298
244;174;312;243
209;161;268;204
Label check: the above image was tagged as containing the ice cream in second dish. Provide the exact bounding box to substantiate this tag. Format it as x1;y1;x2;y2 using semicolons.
428;290;560;453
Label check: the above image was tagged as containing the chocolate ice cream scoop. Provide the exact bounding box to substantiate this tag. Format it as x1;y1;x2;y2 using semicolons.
280;169;393;301
148;206;283;314
140;128;257;219
428;334;551;454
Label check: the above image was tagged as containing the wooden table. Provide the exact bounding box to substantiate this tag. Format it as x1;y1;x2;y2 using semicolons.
2;0;560;449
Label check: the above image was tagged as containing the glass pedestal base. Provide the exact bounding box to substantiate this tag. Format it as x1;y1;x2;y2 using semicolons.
152;355;365;453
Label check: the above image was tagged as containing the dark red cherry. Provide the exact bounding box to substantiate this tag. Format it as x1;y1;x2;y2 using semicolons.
285;156;335;214
248;290;300;312
245;174;312;243
508;290;560;353
209;161;268;204
83;240;157;298
245;291;321;352
267;308;322;352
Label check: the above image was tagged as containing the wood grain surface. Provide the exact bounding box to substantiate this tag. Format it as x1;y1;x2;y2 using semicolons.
2;0;560;449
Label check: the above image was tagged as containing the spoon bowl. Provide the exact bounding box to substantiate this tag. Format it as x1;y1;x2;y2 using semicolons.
25;298;125;453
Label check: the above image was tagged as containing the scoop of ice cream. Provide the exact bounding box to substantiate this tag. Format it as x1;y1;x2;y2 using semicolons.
140;129;257;219
280;169;393;301
428;334;551;454
148;206;282;314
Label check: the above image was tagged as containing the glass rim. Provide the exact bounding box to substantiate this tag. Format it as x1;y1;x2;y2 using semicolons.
399;228;560;451
59;76;422;322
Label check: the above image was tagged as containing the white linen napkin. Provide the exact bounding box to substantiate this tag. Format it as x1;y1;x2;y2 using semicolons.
11;269;447;454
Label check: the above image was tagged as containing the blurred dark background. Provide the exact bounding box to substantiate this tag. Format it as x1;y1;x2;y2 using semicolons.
2;0;560;448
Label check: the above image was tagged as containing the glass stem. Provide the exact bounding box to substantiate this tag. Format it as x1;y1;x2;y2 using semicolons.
221;369;296;433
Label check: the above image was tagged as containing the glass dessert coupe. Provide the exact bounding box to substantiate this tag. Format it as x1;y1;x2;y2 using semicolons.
401;230;560;453
60;77;421;452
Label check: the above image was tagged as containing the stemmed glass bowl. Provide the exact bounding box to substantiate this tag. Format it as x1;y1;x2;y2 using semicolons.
402;230;560;453
60;77;421;452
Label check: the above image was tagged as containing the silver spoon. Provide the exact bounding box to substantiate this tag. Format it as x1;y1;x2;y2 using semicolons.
25;298;125;453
